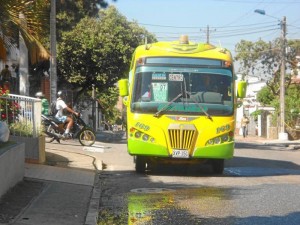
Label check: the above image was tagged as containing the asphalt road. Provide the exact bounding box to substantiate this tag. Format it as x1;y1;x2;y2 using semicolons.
2;134;298;225
96;140;300;225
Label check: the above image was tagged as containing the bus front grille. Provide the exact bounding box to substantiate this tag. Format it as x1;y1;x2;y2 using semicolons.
168;124;197;151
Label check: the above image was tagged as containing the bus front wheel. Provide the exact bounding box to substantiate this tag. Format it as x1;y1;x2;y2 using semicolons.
211;159;224;174
135;156;146;173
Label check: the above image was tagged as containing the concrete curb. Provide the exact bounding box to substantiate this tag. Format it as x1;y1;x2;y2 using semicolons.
287;144;300;150
46;147;103;225
85;171;102;225
84;149;103;225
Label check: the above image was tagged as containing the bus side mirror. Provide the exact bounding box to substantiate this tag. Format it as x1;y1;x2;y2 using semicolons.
236;81;247;98
118;79;129;97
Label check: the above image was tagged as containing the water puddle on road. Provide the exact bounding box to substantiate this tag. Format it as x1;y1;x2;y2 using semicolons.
125;187;231;225
98;187;232;224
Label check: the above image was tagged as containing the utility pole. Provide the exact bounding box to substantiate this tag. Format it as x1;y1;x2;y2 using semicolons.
254;10;288;140
50;0;57;103
206;25;210;44
92;84;96;131
201;25;216;44
19;13;29;96
279;16;288;140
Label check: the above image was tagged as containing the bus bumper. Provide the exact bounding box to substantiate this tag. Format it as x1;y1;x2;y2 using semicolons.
128;139;234;159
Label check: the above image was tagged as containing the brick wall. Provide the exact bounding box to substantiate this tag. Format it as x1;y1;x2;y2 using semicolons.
41;77;50;102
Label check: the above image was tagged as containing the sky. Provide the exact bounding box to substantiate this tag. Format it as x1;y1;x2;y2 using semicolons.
111;0;300;56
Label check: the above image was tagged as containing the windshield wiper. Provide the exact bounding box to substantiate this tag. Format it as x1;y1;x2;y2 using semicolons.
186;92;213;121
153;92;213;120
154;77;213;120
182;76;212;120
153;93;183;117
154;77;187;117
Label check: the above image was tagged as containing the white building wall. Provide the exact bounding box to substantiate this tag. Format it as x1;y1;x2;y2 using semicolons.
236;76;267;132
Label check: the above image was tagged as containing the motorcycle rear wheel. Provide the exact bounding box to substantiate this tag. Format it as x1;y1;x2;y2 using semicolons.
78;129;96;146
45;125;57;143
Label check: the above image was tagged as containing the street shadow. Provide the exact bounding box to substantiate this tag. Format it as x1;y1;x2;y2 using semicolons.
235;141;290;151
145;162;217;177
95;131;127;144
228;142;300;176
143;156;300;177
224;156;300;177
45;151;72;167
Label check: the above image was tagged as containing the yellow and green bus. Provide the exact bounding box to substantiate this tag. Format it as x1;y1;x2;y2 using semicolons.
119;35;246;174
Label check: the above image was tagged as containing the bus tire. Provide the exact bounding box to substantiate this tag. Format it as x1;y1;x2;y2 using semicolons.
135;156;146;173
211;159;224;174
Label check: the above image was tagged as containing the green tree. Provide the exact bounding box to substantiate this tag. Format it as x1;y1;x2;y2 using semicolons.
0;0;50;63
32;0;115;50
256;86;276;106
236;38;300;126
55;0;116;41
235;39;269;80
57;6;157;101
235;38;298;94
285;85;300;127
0;1;115;63
97;87;120;123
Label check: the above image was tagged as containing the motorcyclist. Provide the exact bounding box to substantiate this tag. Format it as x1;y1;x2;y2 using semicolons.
55;90;79;138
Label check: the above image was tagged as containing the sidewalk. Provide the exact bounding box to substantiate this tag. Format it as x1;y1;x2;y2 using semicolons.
0;141;103;225
235;134;300;149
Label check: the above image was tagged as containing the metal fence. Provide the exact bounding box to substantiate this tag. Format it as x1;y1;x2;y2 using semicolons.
0;94;41;138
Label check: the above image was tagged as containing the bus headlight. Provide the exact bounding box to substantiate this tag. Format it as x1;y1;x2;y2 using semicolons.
135;131;142;138
221;134;228;142
214;137;221;144
207;139;214;145
142;134;149;141
130;127;155;143
206;132;232;146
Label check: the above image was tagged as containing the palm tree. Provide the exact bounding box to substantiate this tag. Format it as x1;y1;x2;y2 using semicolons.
0;0;50;64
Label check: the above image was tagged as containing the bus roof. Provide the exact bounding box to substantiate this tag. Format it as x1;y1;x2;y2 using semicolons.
134;36;233;62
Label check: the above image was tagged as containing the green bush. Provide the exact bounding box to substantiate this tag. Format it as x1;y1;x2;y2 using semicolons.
250;110;263;121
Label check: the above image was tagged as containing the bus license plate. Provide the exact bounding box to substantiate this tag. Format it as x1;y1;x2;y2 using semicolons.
172;150;189;158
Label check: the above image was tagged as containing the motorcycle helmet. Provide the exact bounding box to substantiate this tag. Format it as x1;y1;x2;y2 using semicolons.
57;90;66;98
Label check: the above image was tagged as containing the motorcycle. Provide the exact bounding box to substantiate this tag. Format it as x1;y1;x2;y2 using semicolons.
42;112;96;146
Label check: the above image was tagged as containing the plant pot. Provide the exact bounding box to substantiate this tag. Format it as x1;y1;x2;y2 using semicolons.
0;142;25;198
9;135;45;164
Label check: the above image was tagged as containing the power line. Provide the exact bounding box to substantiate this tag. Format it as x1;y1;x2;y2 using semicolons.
147;23;278;35
218;0;268;27
138;18;296;43
213;24;277;34
213;28;279;38
151;27;279;40
137;21;275;29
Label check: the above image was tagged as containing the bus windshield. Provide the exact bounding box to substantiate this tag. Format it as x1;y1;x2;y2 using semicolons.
131;65;233;116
